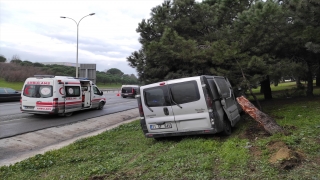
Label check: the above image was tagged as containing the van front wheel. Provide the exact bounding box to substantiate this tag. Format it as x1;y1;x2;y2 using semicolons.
222;116;232;136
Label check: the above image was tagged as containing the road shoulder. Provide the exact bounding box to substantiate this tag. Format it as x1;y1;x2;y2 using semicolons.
0;108;139;167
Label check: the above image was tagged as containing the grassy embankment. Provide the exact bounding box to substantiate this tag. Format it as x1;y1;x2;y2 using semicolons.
0;81;320;179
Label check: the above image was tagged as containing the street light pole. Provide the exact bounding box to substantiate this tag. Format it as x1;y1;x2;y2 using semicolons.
60;13;95;78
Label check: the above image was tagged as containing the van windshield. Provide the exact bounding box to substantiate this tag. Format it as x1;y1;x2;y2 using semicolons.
23;85;53;98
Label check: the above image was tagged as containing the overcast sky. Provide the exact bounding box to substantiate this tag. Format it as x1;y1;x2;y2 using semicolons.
0;0;167;76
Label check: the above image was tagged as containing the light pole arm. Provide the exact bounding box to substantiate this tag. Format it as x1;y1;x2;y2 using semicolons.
60;13;95;78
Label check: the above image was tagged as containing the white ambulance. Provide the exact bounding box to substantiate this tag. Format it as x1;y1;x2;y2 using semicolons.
20;75;106;116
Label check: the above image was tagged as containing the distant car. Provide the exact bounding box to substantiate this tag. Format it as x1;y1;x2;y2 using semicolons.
0;87;21;102
120;85;139;98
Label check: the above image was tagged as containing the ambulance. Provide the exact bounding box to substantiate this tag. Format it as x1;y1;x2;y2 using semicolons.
20;75;106;116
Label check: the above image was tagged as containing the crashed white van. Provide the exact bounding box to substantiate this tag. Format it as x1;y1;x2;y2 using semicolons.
136;75;242;139
20;75;106;116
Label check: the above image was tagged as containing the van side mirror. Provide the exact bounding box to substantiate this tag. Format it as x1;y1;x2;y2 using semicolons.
100;91;103;95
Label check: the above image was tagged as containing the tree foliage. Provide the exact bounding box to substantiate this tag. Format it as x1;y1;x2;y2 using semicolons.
0;60;139;84
127;0;320;97
0;55;6;62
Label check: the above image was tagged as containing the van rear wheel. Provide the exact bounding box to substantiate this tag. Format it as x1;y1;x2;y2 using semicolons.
222;116;232;136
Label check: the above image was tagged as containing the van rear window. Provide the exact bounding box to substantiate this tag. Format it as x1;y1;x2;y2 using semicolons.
122;87;132;93
23;85;53;98
144;86;170;107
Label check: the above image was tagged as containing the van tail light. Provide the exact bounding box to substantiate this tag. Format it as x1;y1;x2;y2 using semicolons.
206;95;212;108
132;88;134;94
136;95;144;117
139;104;144;117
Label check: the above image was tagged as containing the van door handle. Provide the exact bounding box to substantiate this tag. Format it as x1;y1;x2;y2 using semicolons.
163;107;169;115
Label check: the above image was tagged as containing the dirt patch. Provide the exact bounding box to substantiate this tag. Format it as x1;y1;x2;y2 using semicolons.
267;141;287;151
249;146;262;158
87;175;108;180
267;141;304;170
239;122;270;141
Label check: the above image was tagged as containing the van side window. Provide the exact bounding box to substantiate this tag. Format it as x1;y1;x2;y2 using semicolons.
213;78;230;98
65;86;80;97
144;86;170;107
169;80;200;104
39;86;53;98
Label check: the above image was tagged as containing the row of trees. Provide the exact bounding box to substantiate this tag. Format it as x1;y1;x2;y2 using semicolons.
0;55;139;85
127;0;320;98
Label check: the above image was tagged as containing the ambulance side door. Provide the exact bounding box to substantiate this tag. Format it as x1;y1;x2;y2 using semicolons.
64;83;82;112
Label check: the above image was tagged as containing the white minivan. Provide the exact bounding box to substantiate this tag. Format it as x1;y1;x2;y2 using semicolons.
136;75;242;139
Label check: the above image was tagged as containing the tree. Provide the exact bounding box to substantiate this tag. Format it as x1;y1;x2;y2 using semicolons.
280;0;320;96
20;60;33;66
0;55;6;62
33;62;44;67
128;0;251;84
106;68;124;76
10;55;22;63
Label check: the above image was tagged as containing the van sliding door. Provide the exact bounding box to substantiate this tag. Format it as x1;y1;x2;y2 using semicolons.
212;77;240;126
168;79;211;131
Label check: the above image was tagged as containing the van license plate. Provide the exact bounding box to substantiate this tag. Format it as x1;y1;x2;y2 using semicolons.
150;123;172;130
24;106;35;109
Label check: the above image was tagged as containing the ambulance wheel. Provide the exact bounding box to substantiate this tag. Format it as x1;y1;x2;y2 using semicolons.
221;116;232;136
96;102;104;110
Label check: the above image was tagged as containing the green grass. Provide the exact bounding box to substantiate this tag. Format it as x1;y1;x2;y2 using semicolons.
248;81;320;100
1;97;320;179
0;79;24;91
1;79;320;179
95;83;122;89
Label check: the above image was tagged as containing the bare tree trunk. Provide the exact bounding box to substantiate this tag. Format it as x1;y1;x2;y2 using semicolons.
235;59;262;110
236;96;285;135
